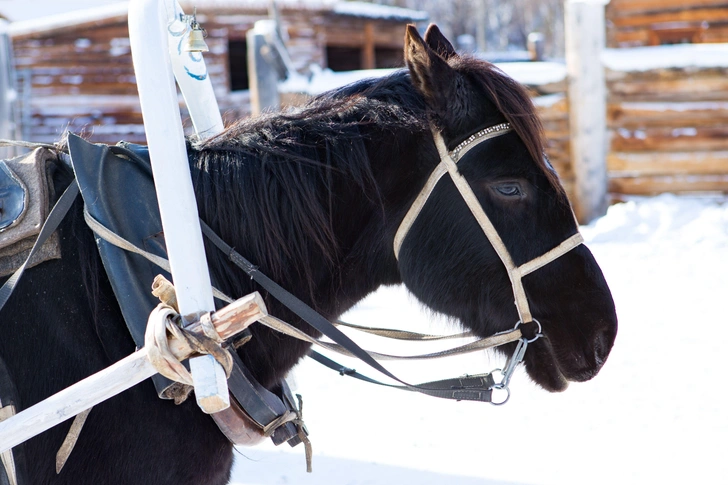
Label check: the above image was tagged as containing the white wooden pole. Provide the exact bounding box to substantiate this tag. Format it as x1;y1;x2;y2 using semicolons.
163;1;224;138
0;293;266;454
128;0;227;413
565;0;610;223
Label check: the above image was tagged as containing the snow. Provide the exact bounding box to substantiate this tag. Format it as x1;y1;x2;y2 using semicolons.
0;0;122;22
532;93;565;108
230;194;728;485
333;1;428;22
2;0;425;32
618;101;728;113
496;61;567;86
280;66;400;96
603;44;728;72
7;2;128;38
282;61;567;97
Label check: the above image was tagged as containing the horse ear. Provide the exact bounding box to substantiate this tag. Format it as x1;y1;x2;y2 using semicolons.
404;25;458;114
423;24;458;60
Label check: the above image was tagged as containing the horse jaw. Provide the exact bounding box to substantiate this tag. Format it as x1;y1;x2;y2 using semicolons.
522;337;570;392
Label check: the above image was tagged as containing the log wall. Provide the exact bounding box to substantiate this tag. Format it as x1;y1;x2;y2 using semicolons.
10;8;414;144
606;64;728;195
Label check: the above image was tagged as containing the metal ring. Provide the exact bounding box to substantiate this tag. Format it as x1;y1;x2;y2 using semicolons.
514;318;543;343
490;383;510;406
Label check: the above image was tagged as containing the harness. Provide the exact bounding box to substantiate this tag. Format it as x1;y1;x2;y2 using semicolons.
0;123;583;475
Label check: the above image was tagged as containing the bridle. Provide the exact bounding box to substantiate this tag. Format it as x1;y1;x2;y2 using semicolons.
393;122;584;393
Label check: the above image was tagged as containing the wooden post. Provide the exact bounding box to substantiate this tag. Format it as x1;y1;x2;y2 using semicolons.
247;22;281;116
0;20;16;159
362;22;375;69
565;0;609;223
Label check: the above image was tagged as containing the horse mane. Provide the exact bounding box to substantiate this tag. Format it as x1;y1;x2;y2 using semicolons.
189;71;427;308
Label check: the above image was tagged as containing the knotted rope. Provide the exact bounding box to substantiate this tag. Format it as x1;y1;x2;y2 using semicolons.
145;277;233;390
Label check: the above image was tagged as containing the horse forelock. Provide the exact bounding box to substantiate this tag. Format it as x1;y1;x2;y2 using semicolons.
454;57;568;204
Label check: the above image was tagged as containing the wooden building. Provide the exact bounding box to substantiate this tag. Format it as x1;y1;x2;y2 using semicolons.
7;1;427;144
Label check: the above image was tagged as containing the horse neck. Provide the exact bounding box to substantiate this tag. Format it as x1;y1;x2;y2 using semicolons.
190;123;420;322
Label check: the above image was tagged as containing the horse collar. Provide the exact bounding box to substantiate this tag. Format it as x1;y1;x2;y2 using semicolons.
393;123;584;325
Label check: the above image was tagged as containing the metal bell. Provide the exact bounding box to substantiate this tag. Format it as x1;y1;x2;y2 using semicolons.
184;22;209;53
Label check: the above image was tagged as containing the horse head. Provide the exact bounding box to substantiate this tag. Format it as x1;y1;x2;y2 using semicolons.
394;25;617;392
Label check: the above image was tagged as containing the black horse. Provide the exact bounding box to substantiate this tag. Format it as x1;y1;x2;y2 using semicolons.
0;25;617;484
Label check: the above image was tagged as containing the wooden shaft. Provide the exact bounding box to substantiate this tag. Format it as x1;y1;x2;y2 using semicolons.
0;293;266;454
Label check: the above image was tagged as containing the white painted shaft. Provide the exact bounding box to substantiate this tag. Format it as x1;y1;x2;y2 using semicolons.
128;0;228;413
164;1;224;138
0;350;155;453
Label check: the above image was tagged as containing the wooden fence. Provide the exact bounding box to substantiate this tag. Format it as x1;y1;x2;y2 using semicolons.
606;0;728;47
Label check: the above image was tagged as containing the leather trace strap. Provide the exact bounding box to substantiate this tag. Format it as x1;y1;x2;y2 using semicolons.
394;123;584;324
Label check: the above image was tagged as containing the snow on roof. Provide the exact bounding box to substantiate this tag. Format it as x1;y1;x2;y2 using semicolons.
333;2;427;22
603;44;728;72
0;0;122;22
4;0;426;36
8;2;128;37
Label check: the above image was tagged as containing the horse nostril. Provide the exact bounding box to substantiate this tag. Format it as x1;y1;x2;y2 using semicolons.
592;327;614;367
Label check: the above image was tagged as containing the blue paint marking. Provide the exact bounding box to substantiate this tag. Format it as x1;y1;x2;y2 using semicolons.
185;65;208;81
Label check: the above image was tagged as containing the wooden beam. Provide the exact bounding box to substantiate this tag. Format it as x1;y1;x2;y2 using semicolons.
362;22;375;70
608;100;728;128
611;8;728;28
608;150;728;175
0;293;267;454
608;0;728;16
610;126;728;152
610;174;728;194
608;74;728;101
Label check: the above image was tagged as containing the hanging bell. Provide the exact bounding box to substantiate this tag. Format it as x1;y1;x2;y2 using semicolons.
184;20;209;53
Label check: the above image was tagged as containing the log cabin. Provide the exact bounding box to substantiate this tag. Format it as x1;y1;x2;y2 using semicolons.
4;0;427;144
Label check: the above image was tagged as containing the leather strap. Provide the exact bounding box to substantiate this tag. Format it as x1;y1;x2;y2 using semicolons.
308;350;495;402
226;351;300;446
0;179;79;311
200;221;500;403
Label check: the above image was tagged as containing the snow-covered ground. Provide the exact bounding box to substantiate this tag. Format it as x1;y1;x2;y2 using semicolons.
230;194;728;485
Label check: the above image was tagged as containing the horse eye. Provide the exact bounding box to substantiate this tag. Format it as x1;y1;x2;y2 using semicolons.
494;183;522;197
